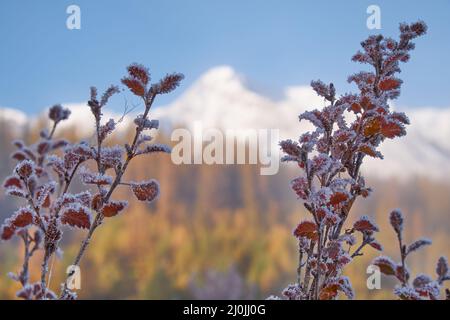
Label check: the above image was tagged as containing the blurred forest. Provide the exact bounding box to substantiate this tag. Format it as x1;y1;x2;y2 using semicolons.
0;115;449;299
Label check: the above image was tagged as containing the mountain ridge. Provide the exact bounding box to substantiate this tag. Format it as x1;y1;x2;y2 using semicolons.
1;66;449;181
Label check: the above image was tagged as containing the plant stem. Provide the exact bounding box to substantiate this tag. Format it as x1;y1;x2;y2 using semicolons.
60;93;157;297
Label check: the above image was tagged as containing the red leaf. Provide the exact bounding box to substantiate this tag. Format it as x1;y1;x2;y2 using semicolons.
319;283;340;300
293;221;318;241
131;180;160;202
389;209;404;235
60;205;91;229
15;160;34;179
353;216;379;233
1;224;15;241
381;120;404;138
363;117;382;136
350;102;362;113
379;78;401;91
369;240;383;251
372;256;396;275
122;78;145;97
3;176;23;189
358;144;381;158
102;201;128;218
127;64;149;85
396;265;410;283
11;151;27;161
152;73;184;94
10;208;34;228
91;194;103;211
329;192;348;207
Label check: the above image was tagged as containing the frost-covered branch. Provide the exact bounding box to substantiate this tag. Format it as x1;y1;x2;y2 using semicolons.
274;21;429;300
1;64;183;300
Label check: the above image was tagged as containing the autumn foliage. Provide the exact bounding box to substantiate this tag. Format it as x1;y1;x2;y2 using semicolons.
0;64;183;299
275;21;449;300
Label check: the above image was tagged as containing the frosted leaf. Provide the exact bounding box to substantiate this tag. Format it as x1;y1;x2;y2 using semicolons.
336;252;352;267
60;203;91;229
293;220;318;241
0;224;16;241
5;186;27;198
51;139;69;150
74;191;93;208
56;191;93;212
311;153;332;176
70;142;96;160
12;139;25;149
130;180;160;203
337;234;357;246
317;207;340;227
394;285;422;300
3;175;23;190
406;238;432;255
47;155;66;178
136;134;153;146
368;240;383;251
337;276;354;300
290;177;309;200
309;187;333;206
63;151;82;172
79;166;113;186
136;143;172;156
299;110;323;129
37;141;51;155
102;200;128;218
282;283;302;300
48;104;71;123
100;146;123;169
35;181;57;209
127;63;150;85
15;160;35;179
389;209;404;235
11;150;28;161
324;241;342;260
329;178;353;191
4;207;34;229
122;77;146;97
311;80;335;102
279;139;301;158
328;191;350;209
99;119;116;142
151;73;184;94
391;111;410;125
358;143;384;159
353;215;379;233
380;118;407;139
299;131;319;153
413;274;432;289
436;256;449;279
417;281;441;300
134;116;159;130
372;256;397;275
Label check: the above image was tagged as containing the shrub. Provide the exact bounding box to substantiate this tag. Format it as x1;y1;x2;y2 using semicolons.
275;21;448;300
1;64;183;299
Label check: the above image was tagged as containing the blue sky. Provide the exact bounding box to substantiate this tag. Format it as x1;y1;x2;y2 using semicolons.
1;0;449;114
